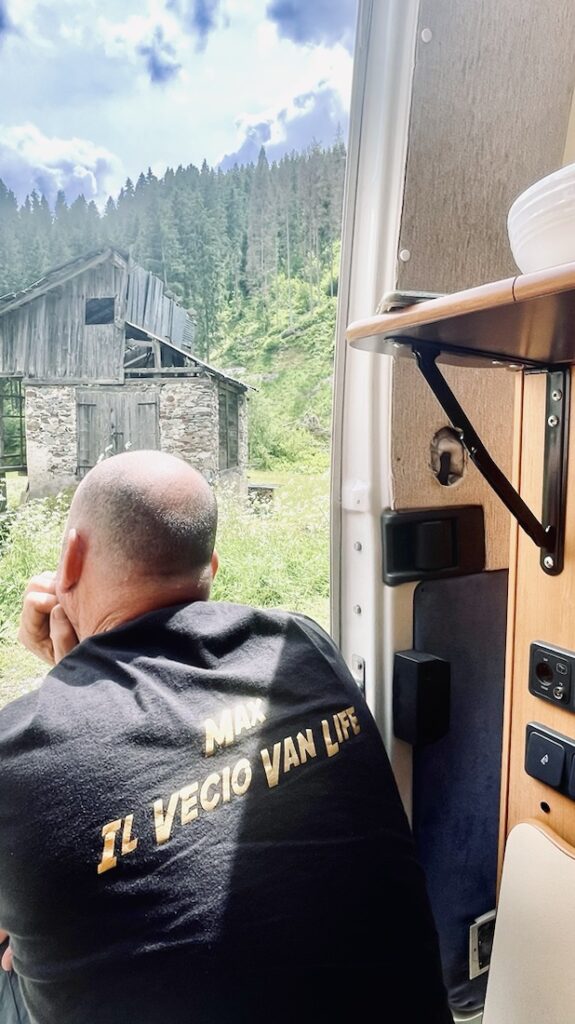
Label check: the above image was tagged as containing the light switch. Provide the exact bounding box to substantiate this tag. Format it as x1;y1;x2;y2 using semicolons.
525;730;565;789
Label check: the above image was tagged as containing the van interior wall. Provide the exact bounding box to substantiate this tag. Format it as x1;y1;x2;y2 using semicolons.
391;359;515;570
389;0;575;1012
412;571;507;1013
396;0;575;295
389;340;514;1016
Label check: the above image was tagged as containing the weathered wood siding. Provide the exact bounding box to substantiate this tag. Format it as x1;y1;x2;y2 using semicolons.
0;261;127;383
126;265;190;347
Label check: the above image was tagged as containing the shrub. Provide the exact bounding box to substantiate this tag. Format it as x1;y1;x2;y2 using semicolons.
0;494;71;627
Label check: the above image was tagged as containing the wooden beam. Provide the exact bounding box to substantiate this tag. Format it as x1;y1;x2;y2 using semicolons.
125;367;201;377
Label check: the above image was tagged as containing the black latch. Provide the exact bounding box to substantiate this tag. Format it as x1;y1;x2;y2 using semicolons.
381;505;485;586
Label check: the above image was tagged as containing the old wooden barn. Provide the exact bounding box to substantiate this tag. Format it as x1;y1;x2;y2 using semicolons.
0;248;248;498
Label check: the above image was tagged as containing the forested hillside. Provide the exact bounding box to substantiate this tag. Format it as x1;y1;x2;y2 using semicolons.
0;141;346;468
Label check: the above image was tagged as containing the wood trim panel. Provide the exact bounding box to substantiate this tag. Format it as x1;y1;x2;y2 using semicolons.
501;368;575;850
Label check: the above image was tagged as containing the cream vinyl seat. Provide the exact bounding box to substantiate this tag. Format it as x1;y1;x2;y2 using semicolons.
482;820;575;1023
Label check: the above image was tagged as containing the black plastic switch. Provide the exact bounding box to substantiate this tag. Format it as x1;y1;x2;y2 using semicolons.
525;729;565;788
393;650;450;746
568;758;575;800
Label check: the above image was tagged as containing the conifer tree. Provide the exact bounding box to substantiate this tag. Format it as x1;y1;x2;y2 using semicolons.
246;147;276;300
0;140;347;335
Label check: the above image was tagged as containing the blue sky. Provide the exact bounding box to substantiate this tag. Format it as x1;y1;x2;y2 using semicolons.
0;0;357;207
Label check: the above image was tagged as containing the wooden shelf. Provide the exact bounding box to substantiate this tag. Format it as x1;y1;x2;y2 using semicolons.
346;262;575;368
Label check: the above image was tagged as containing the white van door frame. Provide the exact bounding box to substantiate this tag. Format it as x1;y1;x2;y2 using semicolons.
331;0;421;814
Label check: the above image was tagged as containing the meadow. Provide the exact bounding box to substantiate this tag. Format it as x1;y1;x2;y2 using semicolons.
0;469;331;708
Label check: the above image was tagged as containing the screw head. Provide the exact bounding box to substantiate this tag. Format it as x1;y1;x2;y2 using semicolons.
353;541;362;551
353;605;362;615
543;555;555;569
548;414;559;428
552;389;563;402
399;248;411;262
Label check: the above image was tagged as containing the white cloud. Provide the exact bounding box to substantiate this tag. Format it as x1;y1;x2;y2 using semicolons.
219;82;348;170
0;0;355;198
0;123;123;205
218;36;352;166
96;3;181;59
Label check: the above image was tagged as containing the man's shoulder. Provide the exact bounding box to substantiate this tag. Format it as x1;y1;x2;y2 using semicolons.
156;600;332;644
158;601;349;683
183;602;339;656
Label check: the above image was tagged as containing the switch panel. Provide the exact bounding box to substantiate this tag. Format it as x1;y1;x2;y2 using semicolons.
525;723;575;797
529;642;574;709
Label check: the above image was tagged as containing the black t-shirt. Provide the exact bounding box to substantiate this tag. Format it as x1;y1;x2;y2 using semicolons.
0;602;451;1024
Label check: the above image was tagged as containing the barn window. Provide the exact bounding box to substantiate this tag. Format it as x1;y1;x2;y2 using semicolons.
218;384;239;470
0;379;26;471
85;297;115;324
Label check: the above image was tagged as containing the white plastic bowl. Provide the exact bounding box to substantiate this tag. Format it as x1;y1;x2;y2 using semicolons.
509;162;575;214
507;163;575;273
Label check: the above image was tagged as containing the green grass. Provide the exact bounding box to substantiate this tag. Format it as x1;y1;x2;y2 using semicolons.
0;469;331;708
5;472;28;508
0;491;72;702
213;469;330;628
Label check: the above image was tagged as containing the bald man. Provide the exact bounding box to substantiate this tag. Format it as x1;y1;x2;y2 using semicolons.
0;451;452;1024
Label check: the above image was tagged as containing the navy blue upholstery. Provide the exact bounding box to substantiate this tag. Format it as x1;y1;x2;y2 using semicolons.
412;571;507;1013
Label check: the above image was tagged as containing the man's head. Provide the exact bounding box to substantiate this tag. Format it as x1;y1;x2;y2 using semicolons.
56;450;219;640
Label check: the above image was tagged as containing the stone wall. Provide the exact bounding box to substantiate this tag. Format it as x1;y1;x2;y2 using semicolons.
158;379;220;482
24;377;247;496
25;386;77;497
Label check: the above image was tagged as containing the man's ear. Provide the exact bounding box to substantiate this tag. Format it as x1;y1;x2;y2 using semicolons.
58;529;86;593
210;549;219;580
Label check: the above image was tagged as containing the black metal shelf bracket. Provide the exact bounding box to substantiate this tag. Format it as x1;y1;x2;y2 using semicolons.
413;346;570;576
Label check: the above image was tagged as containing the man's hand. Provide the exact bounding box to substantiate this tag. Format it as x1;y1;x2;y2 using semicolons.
17;572;78;665
0;930;13;971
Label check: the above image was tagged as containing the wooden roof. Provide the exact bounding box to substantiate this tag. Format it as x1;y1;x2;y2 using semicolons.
0;249;126;317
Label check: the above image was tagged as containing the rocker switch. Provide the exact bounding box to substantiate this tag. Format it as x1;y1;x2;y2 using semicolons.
525;730;565;788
